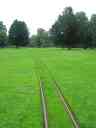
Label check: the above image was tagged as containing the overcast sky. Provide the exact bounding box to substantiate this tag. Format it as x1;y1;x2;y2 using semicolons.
0;0;96;35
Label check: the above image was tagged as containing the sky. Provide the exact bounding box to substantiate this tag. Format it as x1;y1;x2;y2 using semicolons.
0;0;96;35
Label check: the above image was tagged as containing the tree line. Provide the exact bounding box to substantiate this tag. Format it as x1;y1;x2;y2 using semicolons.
1;6;96;48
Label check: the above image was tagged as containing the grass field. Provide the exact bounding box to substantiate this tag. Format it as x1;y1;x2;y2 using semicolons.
0;48;96;128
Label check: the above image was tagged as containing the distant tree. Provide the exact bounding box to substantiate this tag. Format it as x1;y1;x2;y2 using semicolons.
29;35;38;47
37;29;52;47
36;28;45;47
0;22;7;47
30;28;53;47
8;20;29;47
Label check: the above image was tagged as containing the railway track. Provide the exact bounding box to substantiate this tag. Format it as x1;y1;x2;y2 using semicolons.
34;62;48;128
52;79;80;128
40;79;48;128
38;59;80;128
34;58;80;128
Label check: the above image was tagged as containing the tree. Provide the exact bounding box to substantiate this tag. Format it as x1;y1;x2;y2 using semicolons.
37;28;52;47
90;14;96;48
0;22;7;47
75;12;89;48
50;7;78;49
63;7;78;48
86;21;93;48
50;19;64;47
30;28;53;47
8;20;29;47
29;35;38;47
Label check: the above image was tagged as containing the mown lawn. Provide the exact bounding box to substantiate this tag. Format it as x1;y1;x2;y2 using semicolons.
0;48;96;128
0;49;42;128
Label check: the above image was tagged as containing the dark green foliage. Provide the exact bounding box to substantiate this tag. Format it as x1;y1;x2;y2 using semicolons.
8;20;29;47
90;15;96;48
75;12;89;48
63;7;78;48
1;6;96;48
50;6;96;49
0;22;7;47
50;7;78;48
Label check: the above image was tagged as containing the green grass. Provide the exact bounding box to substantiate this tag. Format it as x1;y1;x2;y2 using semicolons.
0;49;42;128
34;60;73;128
0;48;96;128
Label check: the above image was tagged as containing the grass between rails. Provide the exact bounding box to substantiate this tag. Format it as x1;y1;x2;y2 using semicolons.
34;59;73;128
0;48;96;128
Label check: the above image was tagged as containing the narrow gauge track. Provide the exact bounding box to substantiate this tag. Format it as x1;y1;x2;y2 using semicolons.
53;80;80;128
40;79;49;128
33;61;49;128
34;60;48;128
38;59;80;128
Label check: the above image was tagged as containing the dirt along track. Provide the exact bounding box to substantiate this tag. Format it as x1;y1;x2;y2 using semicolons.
37;58;80;128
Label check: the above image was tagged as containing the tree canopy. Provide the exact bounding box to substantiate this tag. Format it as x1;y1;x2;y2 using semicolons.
8;20;29;47
0;21;7;47
1;6;96;49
